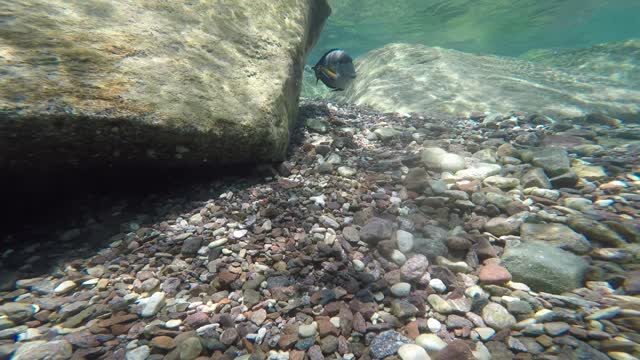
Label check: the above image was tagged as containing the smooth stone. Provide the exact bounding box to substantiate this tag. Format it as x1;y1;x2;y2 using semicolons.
391;282;411;297
439;153;467;173
482;302;516;330
398;344;431;360
54;280;77;295
0;303;36;324
391;250;408;266
141;292;166;317
12;340;73;360
484;216;521;236
165;319;182;329
501;240;589;294
428;279;446;293
531;147;570;177
427;294;453;314
427;318;442;333
483;175;519;190
586;307;621;320
455;163;501;180
545;322;570;336
298;323;317;338
179;337;203;360
337;166;357;177
435;256;471;273
473;327;495;341
390;300;419;319
415;334;447;352
421;147;448;169
396;230;414;253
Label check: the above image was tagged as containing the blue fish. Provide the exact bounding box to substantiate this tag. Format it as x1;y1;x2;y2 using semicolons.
312;49;357;91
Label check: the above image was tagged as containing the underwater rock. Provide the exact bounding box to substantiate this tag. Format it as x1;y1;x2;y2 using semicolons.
1;0;331;177
520;223;591;254
332;43;640;120
501;240;589;294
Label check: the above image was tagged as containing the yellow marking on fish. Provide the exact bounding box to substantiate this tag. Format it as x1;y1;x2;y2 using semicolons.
322;67;338;79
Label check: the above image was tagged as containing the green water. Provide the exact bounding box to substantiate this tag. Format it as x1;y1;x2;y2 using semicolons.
311;0;640;60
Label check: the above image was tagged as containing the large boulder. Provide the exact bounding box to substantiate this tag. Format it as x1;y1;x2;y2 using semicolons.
520;223;591;254
501;240;589;294
1;0;330;175
331;43;640;119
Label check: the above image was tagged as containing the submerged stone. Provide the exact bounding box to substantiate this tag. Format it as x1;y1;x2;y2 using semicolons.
501;240;589;293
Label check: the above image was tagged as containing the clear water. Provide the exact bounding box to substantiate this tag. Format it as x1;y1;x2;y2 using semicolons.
311;0;640;60
304;0;640;119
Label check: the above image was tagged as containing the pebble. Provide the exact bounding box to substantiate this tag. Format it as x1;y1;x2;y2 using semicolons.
482;302;516;330
12;340;73;360
353;259;365;271
179;337;203;360
390;282;411;297
53;280;77;295
141;292;166;317
427;318;442;333
473;327;496;341
396;230;414;253
398;344;430;360
428;279;446;293
298;323;317;338
165;319;182;329
479;263;512;284
415;334;447;352
428;294;454;314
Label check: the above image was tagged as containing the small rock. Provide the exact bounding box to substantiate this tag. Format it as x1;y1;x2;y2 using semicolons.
181;236;203;255
54;280;77;295
370;330;411;359
390;282;411;297
482;302;516;330
401;255;429;280
427;318;441;333
12;340;73;360
415;334;447;352
141;292;165;317
428;279;446;293
179;336;203;360
398;344;430;360
298;323;317;338
151;336;177;351
479;263;512;285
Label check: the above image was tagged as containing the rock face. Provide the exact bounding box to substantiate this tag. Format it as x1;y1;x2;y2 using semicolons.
332;43;640;120
501;240;589;294
1;0;330;175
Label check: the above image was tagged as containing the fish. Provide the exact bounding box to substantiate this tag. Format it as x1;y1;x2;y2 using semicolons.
312;48;357;91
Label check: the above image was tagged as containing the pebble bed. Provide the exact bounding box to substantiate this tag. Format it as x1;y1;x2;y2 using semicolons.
1;101;639;360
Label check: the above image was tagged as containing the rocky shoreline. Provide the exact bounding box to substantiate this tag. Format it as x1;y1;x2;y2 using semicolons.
1;100;639;360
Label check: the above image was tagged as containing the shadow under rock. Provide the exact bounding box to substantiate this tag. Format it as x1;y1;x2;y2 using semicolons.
0;162;270;282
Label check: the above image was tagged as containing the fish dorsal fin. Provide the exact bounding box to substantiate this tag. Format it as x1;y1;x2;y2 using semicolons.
315;48;343;68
